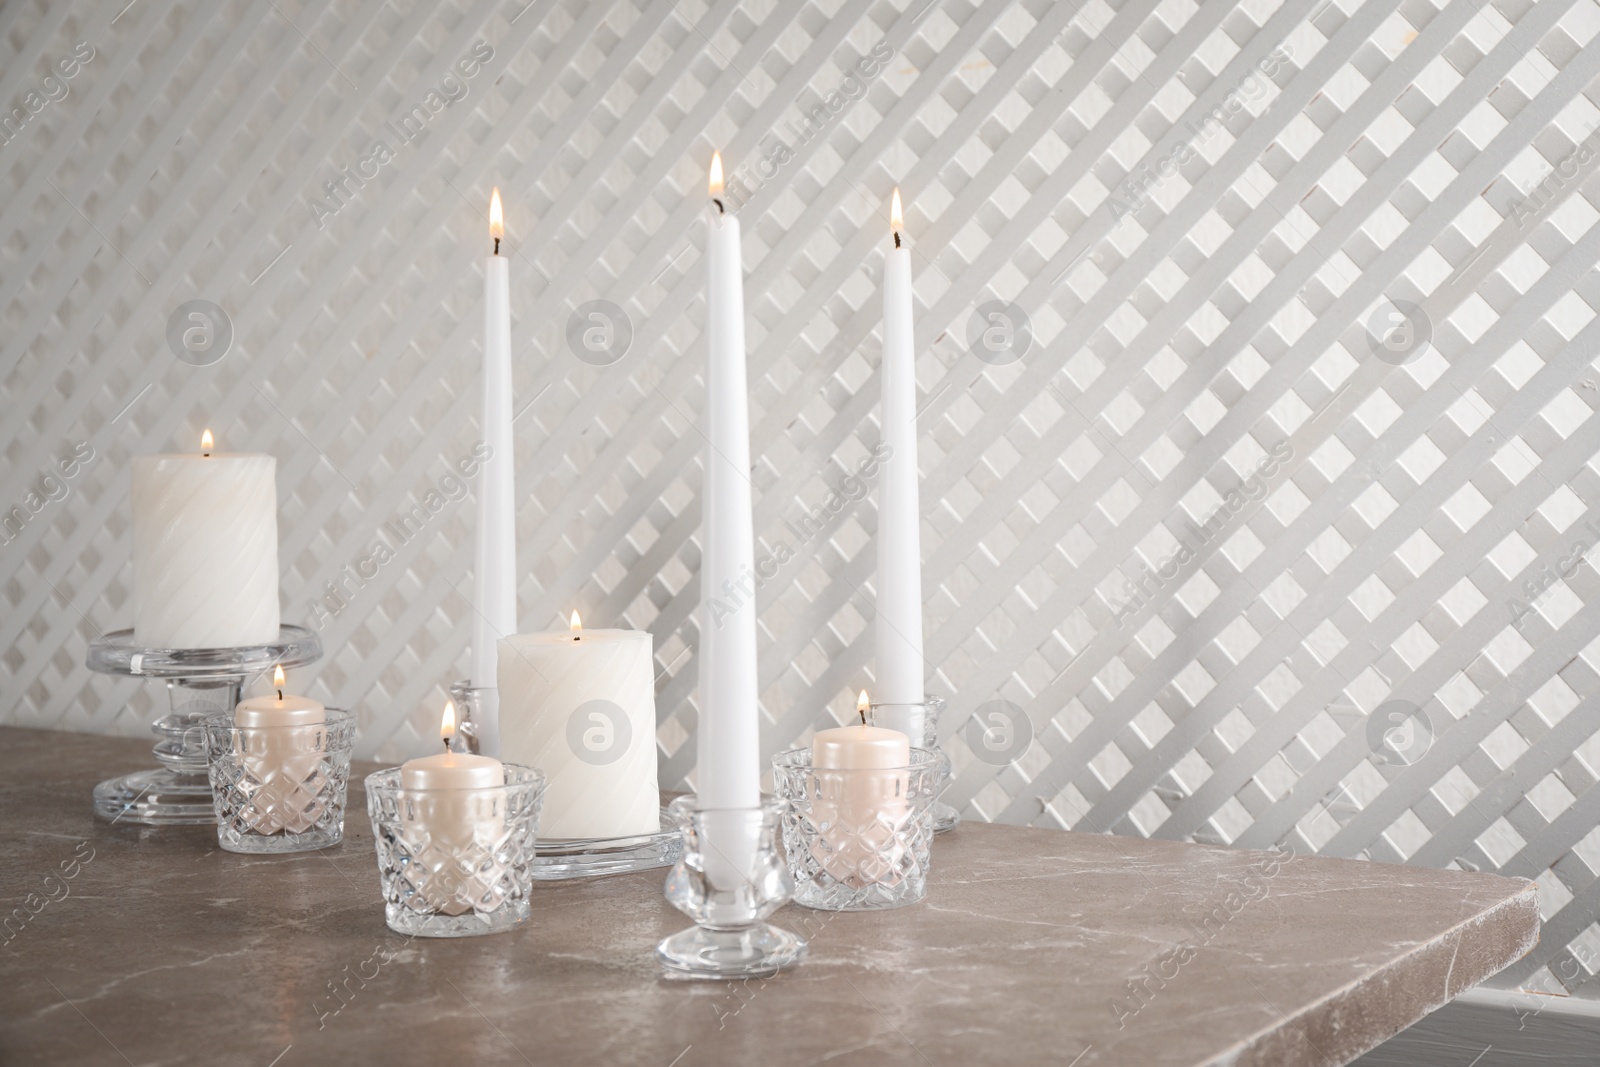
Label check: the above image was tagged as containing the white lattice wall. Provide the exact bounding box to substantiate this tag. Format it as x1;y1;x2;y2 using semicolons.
4;0;1600;997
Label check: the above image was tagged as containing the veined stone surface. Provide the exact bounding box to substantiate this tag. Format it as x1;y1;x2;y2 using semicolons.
0;728;1540;1066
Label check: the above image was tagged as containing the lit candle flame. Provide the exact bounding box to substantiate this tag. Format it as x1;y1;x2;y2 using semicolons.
891;187;903;233
440;700;457;749
570;611;582;634
489;187;503;243
272;665;285;699
708;152;724;198
858;689;871;725
200;429;213;456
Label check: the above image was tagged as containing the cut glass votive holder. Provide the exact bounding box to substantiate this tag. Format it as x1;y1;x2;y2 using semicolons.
771;746;941;911
365;764;546;938
871;694;959;832
657;795;807;979
203;708;357;853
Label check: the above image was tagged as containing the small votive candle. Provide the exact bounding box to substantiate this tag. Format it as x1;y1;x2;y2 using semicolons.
810;691;911;886
399;701;505;915
233;665;327;834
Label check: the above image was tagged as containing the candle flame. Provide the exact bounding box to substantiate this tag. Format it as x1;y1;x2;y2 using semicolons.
858;689;871;725
570;611;582;634
708;152;724;198
440;700;456;744
891;187;903;232
489;187;504;242
272;665;285;688
200;429;213;456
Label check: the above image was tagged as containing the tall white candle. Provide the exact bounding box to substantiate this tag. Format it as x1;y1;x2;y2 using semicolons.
876;188;927;740
132;430;279;649
698;152;761;815
472;187;516;757
498;616;659;839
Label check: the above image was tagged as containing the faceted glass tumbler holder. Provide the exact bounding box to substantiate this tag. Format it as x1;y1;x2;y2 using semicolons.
657;796;807;980
871;694;959;833
365;765;546;938
771;747;942;911
203;710;356;853
86;626;323;825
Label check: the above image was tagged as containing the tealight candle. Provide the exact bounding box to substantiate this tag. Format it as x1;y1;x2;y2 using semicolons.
811;691;911;885
400;701;505;914
233;665;326;833
236;665;325;730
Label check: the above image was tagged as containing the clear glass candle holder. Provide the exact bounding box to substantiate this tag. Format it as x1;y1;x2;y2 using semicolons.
365;765;545;938
446;680;493;755
771;746;942;911
871;694;959;832
657;795;807;979
203;708;357;853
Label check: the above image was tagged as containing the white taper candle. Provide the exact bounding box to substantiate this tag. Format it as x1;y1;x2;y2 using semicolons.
875;188;927;740
698;152;761;823
472;187;516;757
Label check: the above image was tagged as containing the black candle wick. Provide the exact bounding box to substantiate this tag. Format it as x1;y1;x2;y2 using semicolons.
712;198;725;215
493;237;500;255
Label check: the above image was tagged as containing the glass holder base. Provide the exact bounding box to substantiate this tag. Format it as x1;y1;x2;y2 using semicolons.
657;924;808;980
85;625;323;827
533;807;683;880
92;767;216;825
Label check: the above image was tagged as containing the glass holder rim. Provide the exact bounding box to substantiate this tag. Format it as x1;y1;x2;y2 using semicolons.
772;745;943;774
86;624;323;680
204;706;357;731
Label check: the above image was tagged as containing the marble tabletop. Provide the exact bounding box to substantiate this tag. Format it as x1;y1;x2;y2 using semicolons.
0;727;1538;1066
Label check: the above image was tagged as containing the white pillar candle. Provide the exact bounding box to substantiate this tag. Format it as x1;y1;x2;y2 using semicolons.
875;188;927;741
811;691;911;885
698;153;761;815
497;616;659;839
471;187;517;757
233;665;327;834
132;430;279;649
400;702;505;915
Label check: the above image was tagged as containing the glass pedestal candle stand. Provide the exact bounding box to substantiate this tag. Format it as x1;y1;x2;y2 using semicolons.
86;625;322;825
449;680;683;880
870;694;959;833
204;709;356;853
772;747;941;910
366;764;546;937
657;796;807;979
